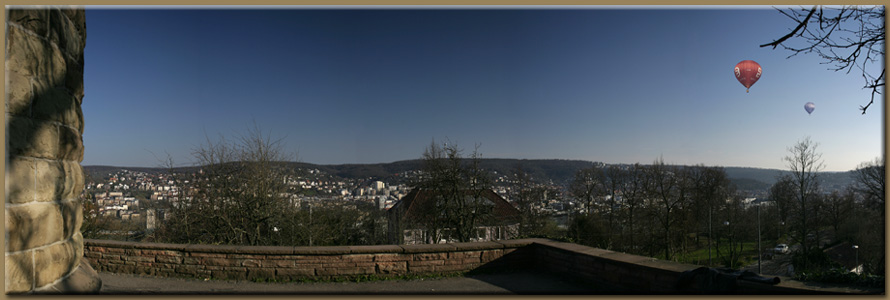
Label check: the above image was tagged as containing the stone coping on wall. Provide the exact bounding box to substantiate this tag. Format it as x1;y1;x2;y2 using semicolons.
85;238;536;255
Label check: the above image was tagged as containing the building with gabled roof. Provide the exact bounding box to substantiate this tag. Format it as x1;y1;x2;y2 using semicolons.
388;188;521;244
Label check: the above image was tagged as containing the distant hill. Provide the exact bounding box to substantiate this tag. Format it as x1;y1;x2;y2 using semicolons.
723;167;786;186
723;167;857;194
286;159;597;184
84;160;858;191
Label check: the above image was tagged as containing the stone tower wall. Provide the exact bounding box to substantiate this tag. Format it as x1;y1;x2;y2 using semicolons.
5;7;98;293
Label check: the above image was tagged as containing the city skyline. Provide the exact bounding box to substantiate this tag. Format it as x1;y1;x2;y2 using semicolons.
82;7;884;171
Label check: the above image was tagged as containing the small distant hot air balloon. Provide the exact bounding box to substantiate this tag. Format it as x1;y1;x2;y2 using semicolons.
734;60;762;93
804;102;815;115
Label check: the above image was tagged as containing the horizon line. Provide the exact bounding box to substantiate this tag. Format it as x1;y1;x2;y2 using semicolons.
80;158;861;173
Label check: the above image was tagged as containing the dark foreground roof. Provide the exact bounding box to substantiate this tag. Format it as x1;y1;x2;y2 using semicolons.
391;188;521;225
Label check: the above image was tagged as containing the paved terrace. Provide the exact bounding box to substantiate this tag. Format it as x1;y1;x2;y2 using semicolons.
85;238;882;295
98;270;608;294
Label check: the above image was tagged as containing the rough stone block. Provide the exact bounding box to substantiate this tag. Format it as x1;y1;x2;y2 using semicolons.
64;55;85;101
57;126;84;162
354;262;376;268
126;256;155;263
6;26;49;78
174;265;200;276
6;251;35;293
48;9;84;59
413;252;447;261
156;256;183;264
6;157;36;204
341;254;375;262
6;202;65;251
110;264;136;274
341;266;375;275
445;257;480;265
375;262;407;274
61;161;84;199
373;253;411;262
72;232;84;259
101;254;121;260
134;264;155;276
276;267;315;277
480;249;504;263
7;117;59;160
448;251;482;259
247;268;275;280
293;259;330;265
34;257;101;294
7;70;33;116
32;86;80;129
47;42;69;87
7;9;49;37
34;159;64;202
314;268;339;276
241;259;261;267
407;265;435;273
407;260;443;267
34;239;78;287
435;264;472;273
182;257;200;265
61;8;86;36
259;259;294;268
59;199;83;238
201;257;233;266
321;262;357;269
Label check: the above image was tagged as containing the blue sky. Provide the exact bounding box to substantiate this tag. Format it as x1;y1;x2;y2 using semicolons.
82;7;883;171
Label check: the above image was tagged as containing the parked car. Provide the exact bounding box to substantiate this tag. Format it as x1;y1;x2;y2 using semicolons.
773;244;790;254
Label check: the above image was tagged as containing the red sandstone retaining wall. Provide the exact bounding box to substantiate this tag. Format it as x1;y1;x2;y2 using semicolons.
84;239;535;281
84;238;879;294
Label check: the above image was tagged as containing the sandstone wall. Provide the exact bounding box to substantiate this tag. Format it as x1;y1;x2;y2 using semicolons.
5;7;98;293
84;239;535;282
85;238;876;294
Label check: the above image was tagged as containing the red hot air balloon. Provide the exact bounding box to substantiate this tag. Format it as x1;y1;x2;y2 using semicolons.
734;60;762;93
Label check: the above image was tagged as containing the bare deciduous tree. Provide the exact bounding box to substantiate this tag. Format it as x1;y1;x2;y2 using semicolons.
761;5;885;114
510;164;549;237
690;165;732;266
158;125;297;246
571;164;604;216
769;174;796;228
854;157;885;211
852;157;886;274
413;140;494;243
617;163;648;254
783;136;824;270
824;189;855;236
647;157;687;261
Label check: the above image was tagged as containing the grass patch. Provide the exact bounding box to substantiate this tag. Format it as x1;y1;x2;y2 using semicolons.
663;240;765;268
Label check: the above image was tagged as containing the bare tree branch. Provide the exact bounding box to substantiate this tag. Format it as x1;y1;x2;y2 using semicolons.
860;68;884;114
761;5;884;114
760;6;818;49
